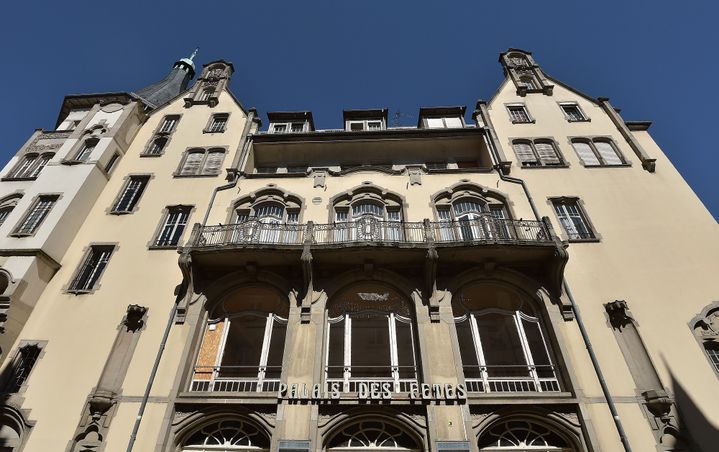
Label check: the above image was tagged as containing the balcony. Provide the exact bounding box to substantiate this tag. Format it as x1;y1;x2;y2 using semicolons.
463;365;560;394
190;365;282;393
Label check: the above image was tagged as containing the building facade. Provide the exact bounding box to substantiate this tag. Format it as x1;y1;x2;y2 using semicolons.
0;49;716;452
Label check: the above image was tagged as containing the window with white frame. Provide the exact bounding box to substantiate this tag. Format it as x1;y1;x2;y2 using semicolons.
519;76;538;91
68;245;114;292
190;286;289;393
559;103;587;122
571;138;624;166
552;198;595;240
506;105;532;123
104;153;120;173
207;113;228;133
512;139;563;167
478;419;572;451
347;119;384;131
327;420;420;451
154;206;191;247
231;190;302;245
112;175;149;213
13;195;58;236
178;148;225;176
332;190;404;242
325;282;418;393
267;120;307;134
434;194;510;242
453;283;560;393
425;116;463;129
7;152;54;179
158;115;179;134
181;419;270;451
199;88;215;101
74;139;97;162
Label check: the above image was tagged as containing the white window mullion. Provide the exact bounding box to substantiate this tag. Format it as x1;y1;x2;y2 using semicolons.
344;315;351;391
388;314;399;390
514;312;540;391
257;315;274;391
214;317;232;391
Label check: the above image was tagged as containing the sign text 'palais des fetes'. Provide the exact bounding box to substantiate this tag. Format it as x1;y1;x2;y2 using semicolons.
278;382;468;401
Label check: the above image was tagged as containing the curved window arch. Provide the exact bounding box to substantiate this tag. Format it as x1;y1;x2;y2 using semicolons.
325;281;419;393
434;186;510;241
327;420;420;451
0;195;22;227
332;186;404;242
8;153;42;179
453;283;559;393
191;286;289;393
691;304;719;376
231;189;302;245
182;419;270;451
478;419;573;451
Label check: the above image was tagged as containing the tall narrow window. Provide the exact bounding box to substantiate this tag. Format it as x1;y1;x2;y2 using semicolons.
200;88;215;101
506;105;531;123
159;115;179;133
30;153;53;177
8;154;38;179
572;138;624;166
3;344;42;393
208;114;228;133
154;206;191;247
112;176;149;213
13;195;58;235
552;198;595;240
74;139;97;161
68;245;114;292
104;152;120;173
0;195;21;228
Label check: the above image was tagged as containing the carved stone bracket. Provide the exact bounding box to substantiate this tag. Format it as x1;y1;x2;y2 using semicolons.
123;304;147;332
175;249;194;324
605;300;633;330
424;219;440;322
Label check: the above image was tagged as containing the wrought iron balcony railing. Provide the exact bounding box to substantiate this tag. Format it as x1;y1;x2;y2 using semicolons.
189;216;553;249
462;364;560;393
190;365;282;393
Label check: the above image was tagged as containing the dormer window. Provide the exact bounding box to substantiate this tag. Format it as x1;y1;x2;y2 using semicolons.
425;117;463;129
267;112;314;135
347;119;384;131
270;122;307;134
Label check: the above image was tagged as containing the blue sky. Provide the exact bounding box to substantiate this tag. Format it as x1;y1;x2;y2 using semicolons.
1;1;717;219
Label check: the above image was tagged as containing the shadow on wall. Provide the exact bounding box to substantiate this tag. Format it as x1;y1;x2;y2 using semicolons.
669;373;719;451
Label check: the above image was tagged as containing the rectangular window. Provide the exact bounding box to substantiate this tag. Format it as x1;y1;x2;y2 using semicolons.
255;166;278;174
507;105;531;123
159;115;179;133
69;245;114;292
208;114;228;133
14;195;58;235
272;124;287;133
154;206;191;247
29;153;53;178
426;118;445;128
290;122;305;133
112;176;149;213
426;162;447;170
287;166;307;173
104;153;120;173
4;344;41;393
9;155;38;178
572;139;624;166
179;150;225;176
347;119;385;131
75;140;97;161
553;199;595;240
512;142;538;166
560;103;587;122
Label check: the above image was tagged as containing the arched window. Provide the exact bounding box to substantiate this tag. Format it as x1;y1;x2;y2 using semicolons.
478;420;573;451
434;186;510;242
182;419;270;451
231;189;302;245
332;186;403;242
190;286;288;393
327;420;420;451
74;138;98;162
325;282;418;393
691;304;719;376
0;195;22;227
453;283;559;393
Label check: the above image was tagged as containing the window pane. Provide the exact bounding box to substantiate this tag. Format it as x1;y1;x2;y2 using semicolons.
594;141;623;165
456;318;480;378
508;106;529;123
444;117;463;128
113;177;148;212
265;320;286;379
512;142;537;165
220;316;266;378
327;318;345;378
71;246;113;291
350;315;391;377
352;201;383;218
522;319;553;377
534;142;561;165
349;122;364;131
16;196;56;234
290;122;305;132
202;150;225;175
76;141;96;161
12;155;37;178
572;141;600;166
273;124;287;133
475;313;528;377
30;154;53;177
562;104;584;121
367;121;382;130
395;320;416;378
180;152;204;176
426;118;444;128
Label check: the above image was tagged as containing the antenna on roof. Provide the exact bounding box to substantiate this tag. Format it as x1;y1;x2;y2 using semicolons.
392;109;413;127
189;47;199;62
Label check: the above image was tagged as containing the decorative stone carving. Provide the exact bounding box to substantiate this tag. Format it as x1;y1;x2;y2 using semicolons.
123;304;147;332
605;300;633;329
407;167;423;186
